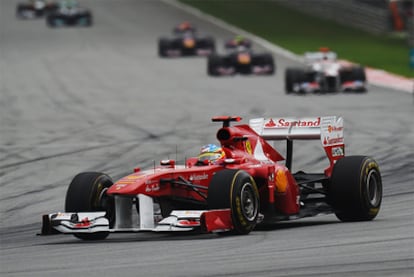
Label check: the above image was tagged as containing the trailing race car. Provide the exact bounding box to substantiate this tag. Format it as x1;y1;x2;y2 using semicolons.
16;0;58;19
46;0;92;27
40;116;382;240
224;35;252;50
158;22;215;57
208;37;275;76
172;21;197;35
285;48;367;93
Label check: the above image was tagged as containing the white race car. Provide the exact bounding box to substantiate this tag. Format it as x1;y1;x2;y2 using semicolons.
285;48;367;94
16;0;58;19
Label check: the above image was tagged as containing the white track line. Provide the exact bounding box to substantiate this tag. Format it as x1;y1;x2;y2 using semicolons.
163;0;414;94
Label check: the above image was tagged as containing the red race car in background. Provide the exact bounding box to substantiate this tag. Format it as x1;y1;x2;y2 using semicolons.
41;116;382;240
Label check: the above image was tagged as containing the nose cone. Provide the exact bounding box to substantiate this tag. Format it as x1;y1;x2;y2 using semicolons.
107;174;148;195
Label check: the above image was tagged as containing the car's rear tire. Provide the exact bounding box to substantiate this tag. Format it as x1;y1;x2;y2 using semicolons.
208;169;259;234
263;53;275;75
82;14;93;27
65;172;115;240
205;36;216;53
328;156;382;221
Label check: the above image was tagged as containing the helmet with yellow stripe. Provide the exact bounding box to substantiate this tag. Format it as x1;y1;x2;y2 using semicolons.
197;144;225;165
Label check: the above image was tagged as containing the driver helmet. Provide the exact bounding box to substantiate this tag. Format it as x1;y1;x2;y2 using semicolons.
198;144;225;164
234;35;245;44
179;21;192;30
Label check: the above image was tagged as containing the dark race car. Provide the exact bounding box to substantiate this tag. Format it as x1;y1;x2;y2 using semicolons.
285;48;367;94
224;35;253;51
208;40;275;76
16;0;58;19
158;22;215;57
40;116;382;240
172;21;197;35
46;0;92;27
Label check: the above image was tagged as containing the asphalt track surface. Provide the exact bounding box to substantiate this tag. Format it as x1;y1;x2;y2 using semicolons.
1;0;413;276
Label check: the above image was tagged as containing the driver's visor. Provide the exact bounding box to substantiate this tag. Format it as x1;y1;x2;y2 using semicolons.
198;152;223;162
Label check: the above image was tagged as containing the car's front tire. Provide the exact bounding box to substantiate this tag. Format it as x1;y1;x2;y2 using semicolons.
65;172;115;240
208;169;260;234
207;55;222;76
260;53;275;75
158;38;170;57
285;68;305;93
352;66;366;82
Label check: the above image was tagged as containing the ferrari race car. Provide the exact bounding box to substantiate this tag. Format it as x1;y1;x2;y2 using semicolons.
16;0;58;19
285;48;367;93
208;40;275;76
46;0;92;27
40;116;382;240
158;23;215;57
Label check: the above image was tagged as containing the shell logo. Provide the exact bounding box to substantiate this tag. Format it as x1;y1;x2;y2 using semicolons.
275;169;288;193
327;124;343;133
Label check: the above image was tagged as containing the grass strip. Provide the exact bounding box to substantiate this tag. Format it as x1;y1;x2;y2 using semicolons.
179;0;413;77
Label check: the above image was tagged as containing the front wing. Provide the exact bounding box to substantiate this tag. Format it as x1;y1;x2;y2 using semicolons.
162;45;213;57
292;80;366;93
212;63;274;76
40;209;233;236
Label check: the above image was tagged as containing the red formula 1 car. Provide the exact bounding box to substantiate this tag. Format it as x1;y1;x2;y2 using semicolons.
41;116;382;240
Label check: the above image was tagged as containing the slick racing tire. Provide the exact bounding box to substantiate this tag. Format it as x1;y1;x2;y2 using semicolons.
255;53;275;75
204;36;216;53
328;156;382;221
46;15;59;27
46;16;53;27
16;5;25;18
285;68;305;93
208;169;259;235
285;68;295;93
207;55;222;76
65;172;115;240
352;66;366;82
263;53;275;75
79;14;93;27
158;38;169;57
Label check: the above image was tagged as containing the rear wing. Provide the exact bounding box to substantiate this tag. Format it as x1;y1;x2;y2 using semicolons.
304;51;337;63
249;116;345;173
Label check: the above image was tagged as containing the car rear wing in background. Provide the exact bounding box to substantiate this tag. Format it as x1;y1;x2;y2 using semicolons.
304;51;337;63
249;116;345;173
